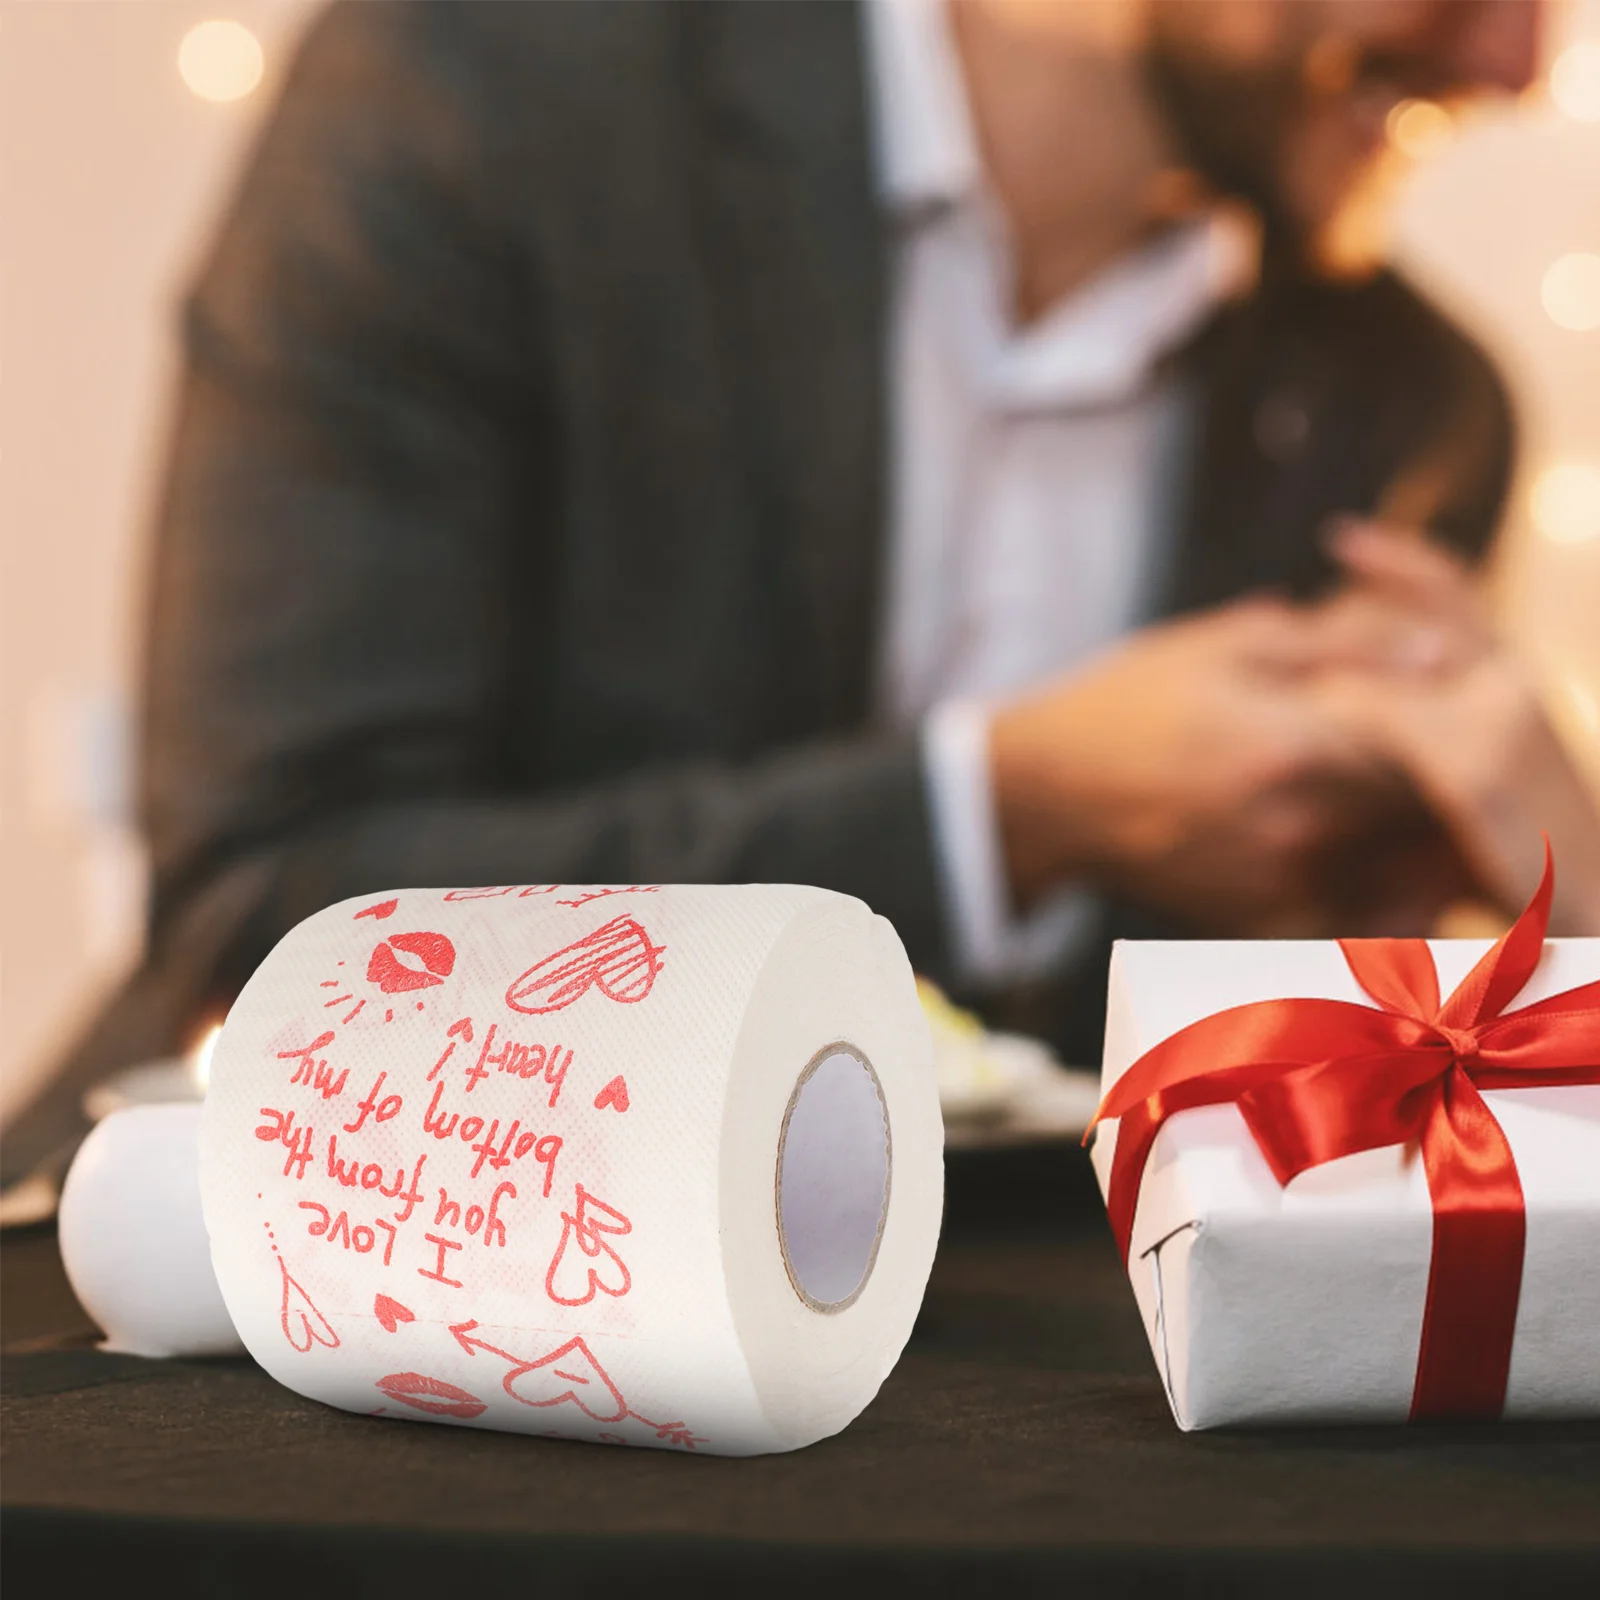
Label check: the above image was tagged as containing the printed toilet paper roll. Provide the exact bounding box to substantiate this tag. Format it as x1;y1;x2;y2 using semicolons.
200;884;942;1455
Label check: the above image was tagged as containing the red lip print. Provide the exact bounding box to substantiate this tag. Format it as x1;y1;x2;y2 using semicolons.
374;1293;415;1333
506;916;665;1015
375;1372;486;1419
367;931;455;994
355;898;398;921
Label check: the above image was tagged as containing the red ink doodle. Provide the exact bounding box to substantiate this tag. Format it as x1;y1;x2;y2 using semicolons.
323;994;353;1008
545;1185;632;1307
342;1071;402;1133
556;885;661;908
645;1419;706;1449
419;1232;465;1288
462;1021;570;1106
278;1256;339;1352
299;1200;398;1264
427;1016;475;1081
506;917;665;1015
315;1146;428;1221
374;1372;486;1420
450;1324;625;1421
593;1076;630;1114
450;1323;704;1446
278;1033;348;1100
374;1293;416;1333
390;1153;429;1223
432;1180;517;1247
327;1137;406;1195
466;1123;520;1181
443;885;561;901
342;999;366;1024
256;1107;315;1179
355;898;399;921
368;931;456;995
421;1087;561;1192
385;1009;394;1023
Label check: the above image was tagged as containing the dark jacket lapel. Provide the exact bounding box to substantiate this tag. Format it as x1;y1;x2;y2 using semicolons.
690;0;888;735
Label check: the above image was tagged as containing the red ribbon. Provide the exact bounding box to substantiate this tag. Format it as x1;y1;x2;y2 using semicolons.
1087;846;1600;1420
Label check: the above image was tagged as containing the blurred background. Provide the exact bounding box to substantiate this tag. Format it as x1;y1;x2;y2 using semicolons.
3;0;1600;1121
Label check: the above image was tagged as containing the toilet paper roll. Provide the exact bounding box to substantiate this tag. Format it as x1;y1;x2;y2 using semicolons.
200;884;942;1455
60;1104;244;1359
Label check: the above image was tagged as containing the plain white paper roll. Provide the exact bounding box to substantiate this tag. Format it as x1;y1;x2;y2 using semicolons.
60;1104;245;1359
200;884;942;1455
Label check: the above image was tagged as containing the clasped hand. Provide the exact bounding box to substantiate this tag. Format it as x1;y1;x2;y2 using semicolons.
989;523;1600;937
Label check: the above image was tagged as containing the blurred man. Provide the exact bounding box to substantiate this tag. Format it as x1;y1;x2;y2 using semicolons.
5;0;1540;1178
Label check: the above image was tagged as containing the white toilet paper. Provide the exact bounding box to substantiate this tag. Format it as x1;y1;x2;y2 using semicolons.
200;884;942;1455
59;1104;245;1359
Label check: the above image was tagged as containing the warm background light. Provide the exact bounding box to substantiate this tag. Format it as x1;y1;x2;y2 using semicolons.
3;0;1598;1123
177;19;263;103
1542;252;1600;331
1551;39;1600;121
1386;99;1454;161
1531;462;1600;545
191;1023;223;1091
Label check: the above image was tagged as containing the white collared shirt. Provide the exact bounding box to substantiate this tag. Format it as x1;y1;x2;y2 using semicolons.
866;0;1255;983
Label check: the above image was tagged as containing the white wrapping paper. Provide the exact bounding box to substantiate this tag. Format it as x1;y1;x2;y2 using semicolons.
200;884;942;1455
1090;937;1600;1430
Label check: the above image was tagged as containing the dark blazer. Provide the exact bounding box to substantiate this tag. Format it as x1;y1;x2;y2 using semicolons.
4;0;1513;1183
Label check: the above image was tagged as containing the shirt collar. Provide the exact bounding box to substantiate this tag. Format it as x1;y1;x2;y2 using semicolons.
865;0;1257;410
985;212;1257;410
865;0;981;211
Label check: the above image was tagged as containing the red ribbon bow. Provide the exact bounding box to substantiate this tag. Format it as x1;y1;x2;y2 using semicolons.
1087;847;1600;1420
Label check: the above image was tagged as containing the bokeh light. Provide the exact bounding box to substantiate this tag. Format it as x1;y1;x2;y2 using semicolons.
191;1022;224;1091
1570;678;1600;740
1550;40;1600;123
1542;253;1600;332
1385;99;1453;161
1531;462;1600;545
177;20;263;104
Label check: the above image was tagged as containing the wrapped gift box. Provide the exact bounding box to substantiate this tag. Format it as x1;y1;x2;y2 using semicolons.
1089;930;1600;1430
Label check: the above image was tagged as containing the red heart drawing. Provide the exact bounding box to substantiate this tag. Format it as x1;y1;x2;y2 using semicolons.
367;931;455;994
278;1260;339;1353
593;1075;630;1113
502;1335;628;1422
374;1293;416;1334
545;1185;632;1307
506;916;665;1014
355;898;398;921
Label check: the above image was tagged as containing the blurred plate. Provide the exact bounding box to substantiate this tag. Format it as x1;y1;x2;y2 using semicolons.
919;979;1103;1150
81;1058;203;1123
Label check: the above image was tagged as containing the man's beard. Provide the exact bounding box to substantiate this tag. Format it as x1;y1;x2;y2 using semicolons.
1142;17;1459;266
1140;40;1307;252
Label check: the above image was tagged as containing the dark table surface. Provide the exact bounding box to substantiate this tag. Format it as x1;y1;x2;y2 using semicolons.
4;1149;1599;1598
